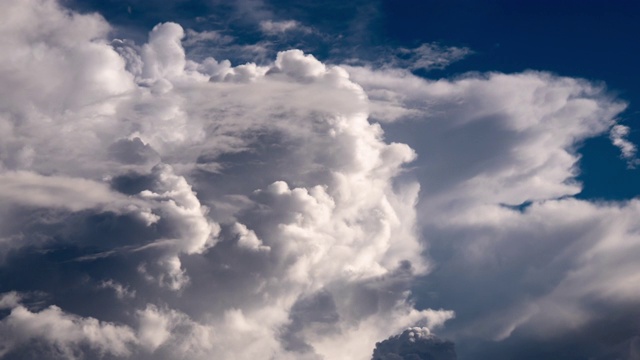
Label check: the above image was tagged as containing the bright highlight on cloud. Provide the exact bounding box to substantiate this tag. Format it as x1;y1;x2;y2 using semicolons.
1;1;639;360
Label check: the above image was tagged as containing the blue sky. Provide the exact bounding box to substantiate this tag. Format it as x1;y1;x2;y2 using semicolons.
1;1;639;359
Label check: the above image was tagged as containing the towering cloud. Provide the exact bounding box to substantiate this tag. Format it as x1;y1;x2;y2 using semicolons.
0;1;451;359
2;1;639;359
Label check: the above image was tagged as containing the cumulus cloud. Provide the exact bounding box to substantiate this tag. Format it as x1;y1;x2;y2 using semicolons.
0;1;450;359
344;63;640;358
610;124;640;168
341;43;471;75
2;1;639;359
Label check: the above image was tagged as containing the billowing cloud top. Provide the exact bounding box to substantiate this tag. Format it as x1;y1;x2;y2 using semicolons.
0;1;447;359
0;1;638;360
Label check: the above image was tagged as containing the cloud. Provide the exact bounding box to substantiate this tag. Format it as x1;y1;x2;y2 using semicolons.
398;43;472;71
341;43;472;74
347;66;624;203
259;20;310;35
610;124;640;168
98;280;136;299
0;293;137;359
0;1;451;359
183;29;234;47
0;0;133;116
343;64;640;358
2;1;639;359
0;171;130;212
372;327;457;360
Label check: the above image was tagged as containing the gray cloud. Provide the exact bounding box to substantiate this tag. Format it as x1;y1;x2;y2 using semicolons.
0;1;451;359
372;327;456;360
0;293;137;359
398;43;472;71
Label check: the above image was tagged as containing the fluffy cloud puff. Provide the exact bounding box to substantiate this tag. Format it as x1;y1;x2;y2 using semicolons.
0;1;450;359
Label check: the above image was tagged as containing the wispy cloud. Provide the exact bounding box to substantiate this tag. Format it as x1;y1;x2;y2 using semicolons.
610;124;640;168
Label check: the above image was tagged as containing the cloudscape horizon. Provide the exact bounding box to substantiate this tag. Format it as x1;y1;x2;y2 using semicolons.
1;1;639;359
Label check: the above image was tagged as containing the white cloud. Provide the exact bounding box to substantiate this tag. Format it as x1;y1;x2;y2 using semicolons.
0;1;449;359
137;305;172;351
232;222;270;251
2;0;638;359
0;171;129;212
141;22;188;81
259;20;309;35
99;280;136;299
372;327;457;360
610;124;640;168
183;29;234;47
0;0;133;117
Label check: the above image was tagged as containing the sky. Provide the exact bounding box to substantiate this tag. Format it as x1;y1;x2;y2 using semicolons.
1;0;640;359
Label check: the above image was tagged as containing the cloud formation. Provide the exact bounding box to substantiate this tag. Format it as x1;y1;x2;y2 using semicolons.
259;20;309;35
372;327;457;360
0;1;451;359
397;43;472;71
0;293;137;358
610;124;640;168
345;64;639;358
2;1;639;359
